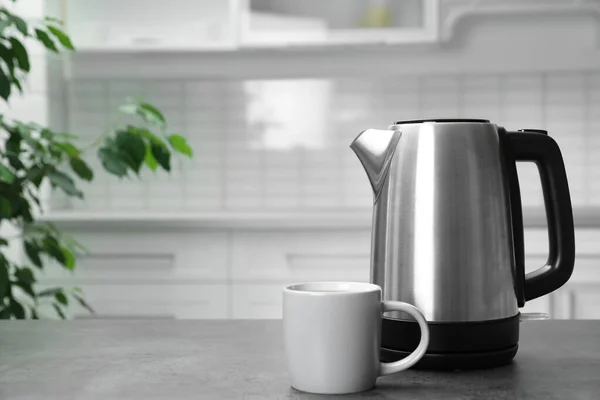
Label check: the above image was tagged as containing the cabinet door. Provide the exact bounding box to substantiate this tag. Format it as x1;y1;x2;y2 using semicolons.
37;284;228;319
36;230;230;319
40;231;229;282
549;284;600;320
64;0;237;50
570;286;600;319
240;0;438;46
231;230;371;283
232;230;371;284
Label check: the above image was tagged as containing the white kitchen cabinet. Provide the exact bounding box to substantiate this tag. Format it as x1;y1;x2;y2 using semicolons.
59;0;239;50
37;218;600;320
41;231;229;282
54;0;600;53
566;285;600;319
70;284;228;319
240;0;439;47
56;0;438;51
36;283;228;319
230;230;371;283
37;229;230;319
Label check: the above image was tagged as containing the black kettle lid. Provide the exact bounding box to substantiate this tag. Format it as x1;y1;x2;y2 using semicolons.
394;118;490;124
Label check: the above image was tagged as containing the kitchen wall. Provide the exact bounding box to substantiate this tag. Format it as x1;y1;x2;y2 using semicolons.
33;2;600;319
53;71;600;213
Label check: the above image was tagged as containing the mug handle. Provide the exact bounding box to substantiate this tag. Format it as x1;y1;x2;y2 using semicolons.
379;301;430;376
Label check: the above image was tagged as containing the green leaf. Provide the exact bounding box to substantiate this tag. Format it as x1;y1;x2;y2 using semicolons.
41;236;67;266
0;71;11;100
26;165;46;187
151;143;171;171
54;132;79;140
10;14;28;36
24;241;42;268
27;222;60;236
47;26;74;50
44;17;64;25
9;38;29;72
144;144;158;171
35;29;58;53
6;130;22;154
137;128;167;146
0;164;15;184
7;154;24;170
38;287;62;297
60;247;75;271
0;307;10;319
69;157;93;181
98;147;129;177
54;142;80;157
119;102;166;129
60;233;89;255
0;197;12;216
11;76;23;93
48;170;83;198
167;134;193;157
11;197;33;223
0;238;8;246
0;19;10;34
139;102;166;129
53;303;66;319
55;291;68;306
0;43;15;77
10;300;25;319
15;267;35;284
0;257;8;299
116;130;146;174
26;188;41;207
23;136;44;152
14;280;35;299
73;293;94;314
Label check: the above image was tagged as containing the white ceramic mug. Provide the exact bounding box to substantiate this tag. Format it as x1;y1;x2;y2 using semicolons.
283;282;429;395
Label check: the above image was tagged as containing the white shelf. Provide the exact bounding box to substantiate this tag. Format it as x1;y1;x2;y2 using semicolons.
39;211;372;230
39;208;600;230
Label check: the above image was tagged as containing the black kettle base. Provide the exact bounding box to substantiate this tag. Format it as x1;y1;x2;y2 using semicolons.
381;345;518;370
381;314;521;370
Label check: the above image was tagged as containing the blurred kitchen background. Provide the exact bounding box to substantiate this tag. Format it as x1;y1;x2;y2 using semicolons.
4;0;600;319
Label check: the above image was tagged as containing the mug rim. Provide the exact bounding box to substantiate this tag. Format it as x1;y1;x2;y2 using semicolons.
284;281;381;295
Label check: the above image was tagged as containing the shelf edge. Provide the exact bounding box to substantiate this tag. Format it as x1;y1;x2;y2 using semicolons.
37;207;600;230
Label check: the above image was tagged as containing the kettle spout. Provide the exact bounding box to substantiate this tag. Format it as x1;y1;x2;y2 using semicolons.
350;129;402;195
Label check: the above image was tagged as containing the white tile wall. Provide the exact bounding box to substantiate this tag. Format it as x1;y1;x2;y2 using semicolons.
58;71;600;212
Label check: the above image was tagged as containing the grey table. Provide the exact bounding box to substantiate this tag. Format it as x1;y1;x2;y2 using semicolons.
0;321;599;400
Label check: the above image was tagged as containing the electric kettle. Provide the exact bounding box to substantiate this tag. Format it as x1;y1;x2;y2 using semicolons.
350;119;575;369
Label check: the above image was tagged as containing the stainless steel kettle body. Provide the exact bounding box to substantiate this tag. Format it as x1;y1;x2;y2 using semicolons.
351;119;575;369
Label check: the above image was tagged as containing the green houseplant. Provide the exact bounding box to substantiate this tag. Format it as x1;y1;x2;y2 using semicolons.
0;1;193;319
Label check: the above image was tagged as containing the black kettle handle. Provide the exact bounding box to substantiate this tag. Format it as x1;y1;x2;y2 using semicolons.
506;130;576;302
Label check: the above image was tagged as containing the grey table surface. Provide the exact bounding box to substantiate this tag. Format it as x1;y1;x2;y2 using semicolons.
0;320;599;400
